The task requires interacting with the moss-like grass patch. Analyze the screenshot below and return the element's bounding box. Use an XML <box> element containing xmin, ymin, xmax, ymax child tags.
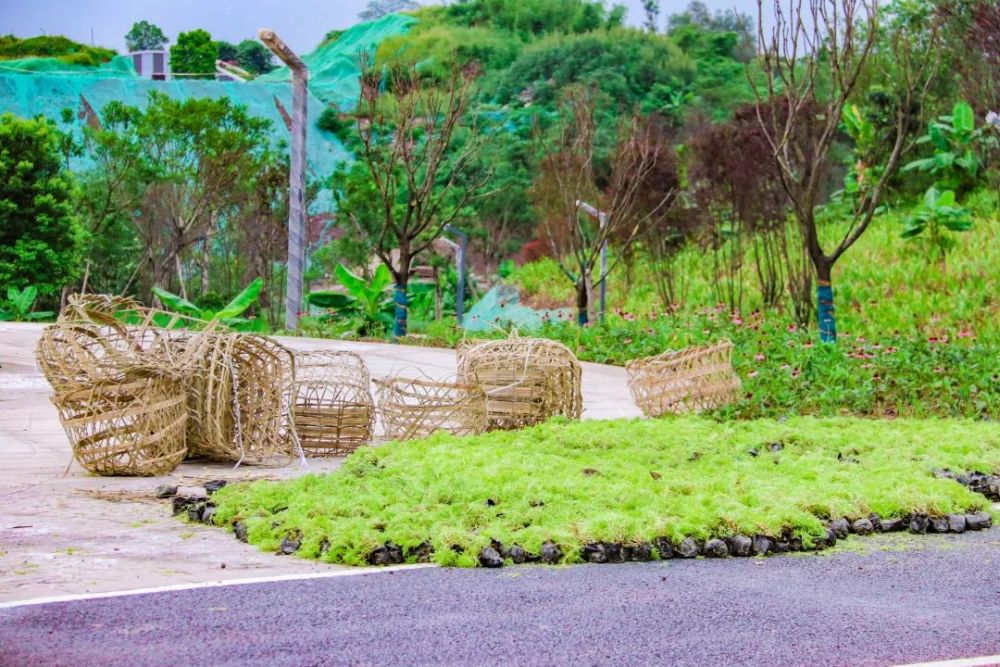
<box><xmin>209</xmin><ymin>416</ymin><xmax>1000</xmax><ymax>567</ymax></box>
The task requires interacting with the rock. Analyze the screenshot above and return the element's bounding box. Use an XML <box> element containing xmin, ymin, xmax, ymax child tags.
<box><xmin>752</xmin><ymin>535</ymin><xmax>772</xmax><ymax>556</ymax></box>
<box><xmin>279</xmin><ymin>536</ymin><xmax>300</xmax><ymax>555</ymax></box>
<box><xmin>490</xmin><ymin>539</ymin><xmax>509</xmax><ymax>559</ymax></box>
<box><xmin>368</xmin><ymin>543</ymin><xmax>404</xmax><ymax>566</ymax></box>
<box><xmin>704</xmin><ymin>538</ymin><xmax>729</xmax><ymax>558</ymax></box>
<box><xmin>201</xmin><ymin>505</ymin><xmax>217</xmax><ymax>525</ymax></box>
<box><xmin>154</xmin><ymin>484</ymin><xmax>177</xmax><ymax>499</ymax></box>
<box><xmin>540</xmin><ymin>542</ymin><xmax>562</xmax><ymax>564</ymax></box>
<box><xmin>772</xmin><ymin>540</ymin><xmax>789</xmax><ymax>553</ymax></box>
<box><xmin>946</xmin><ymin>514</ymin><xmax>967</xmax><ymax>533</ymax></box>
<box><xmin>625</xmin><ymin>543</ymin><xmax>653</xmax><ymax>562</ymax></box>
<box><xmin>748</xmin><ymin>448</ymin><xmax>759</xmax><ymax>457</ymax></box>
<box><xmin>823</xmin><ymin>527</ymin><xmax>837</xmax><ymax>548</ymax></box>
<box><xmin>654</xmin><ymin>537</ymin><xmax>674</xmax><ymax>559</ymax></box>
<box><xmin>233</xmin><ymin>521</ymin><xmax>248</xmax><ymax>543</ymax></box>
<box><xmin>204</xmin><ymin>480</ymin><xmax>227</xmax><ymax>495</ymax></box>
<box><xmin>910</xmin><ymin>514</ymin><xmax>929</xmax><ymax>534</ymax></box>
<box><xmin>676</xmin><ymin>537</ymin><xmax>700</xmax><ymax>559</ymax></box>
<box><xmin>769</xmin><ymin>442</ymin><xmax>784</xmax><ymax>452</ymax></box>
<box><xmin>186</xmin><ymin>504</ymin><xmax>205</xmax><ymax>522</ymax></box>
<box><xmin>879</xmin><ymin>517</ymin><xmax>904</xmax><ymax>532</ymax></box>
<box><xmin>582</xmin><ymin>543</ymin><xmax>607</xmax><ymax>563</ymax></box>
<box><xmin>730</xmin><ymin>535</ymin><xmax>753</xmax><ymax>557</ymax></box>
<box><xmin>509</xmin><ymin>544</ymin><xmax>527</xmax><ymax>564</ymax></box>
<box><xmin>965</xmin><ymin>512</ymin><xmax>992</xmax><ymax>530</ymax></box>
<box><xmin>830</xmin><ymin>518</ymin><xmax>850</xmax><ymax>540</ymax></box>
<box><xmin>604</xmin><ymin>542</ymin><xmax>624</xmax><ymax>563</ymax></box>
<box><xmin>485</xmin><ymin>498</ymin><xmax>497</xmax><ymax>507</ymax></box>
<box><xmin>478</xmin><ymin>547</ymin><xmax>504</xmax><ymax>568</ymax></box>
<box><xmin>929</xmin><ymin>517</ymin><xmax>949</xmax><ymax>533</ymax></box>
<box><xmin>407</xmin><ymin>542</ymin><xmax>434</xmax><ymax>562</ymax></box>
<box><xmin>987</xmin><ymin>477</ymin><xmax>1000</xmax><ymax>501</ymax></box>
<box><xmin>868</xmin><ymin>514</ymin><xmax>883</xmax><ymax>532</ymax></box>
<box><xmin>319</xmin><ymin>540</ymin><xmax>330</xmax><ymax>555</ymax></box>
<box><xmin>788</xmin><ymin>537</ymin><xmax>803</xmax><ymax>552</ymax></box>
<box><xmin>851</xmin><ymin>518</ymin><xmax>874</xmax><ymax>535</ymax></box>
<box><xmin>175</xmin><ymin>486</ymin><xmax>208</xmax><ymax>501</ymax></box>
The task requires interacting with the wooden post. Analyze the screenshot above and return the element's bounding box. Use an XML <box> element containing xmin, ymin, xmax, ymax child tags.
<box><xmin>259</xmin><ymin>28</ymin><xmax>308</xmax><ymax>330</ymax></box>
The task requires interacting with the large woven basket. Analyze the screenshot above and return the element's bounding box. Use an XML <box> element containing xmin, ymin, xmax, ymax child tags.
<box><xmin>374</xmin><ymin>376</ymin><xmax>487</xmax><ymax>441</ymax></box>
<box><xmin>291</xmin><ymin>351</ymin><xmax>374</xmax><ymax>456</ymax></box>
<box><xmin>184</xmin><ymin>333</ymin><xmax>294</xmax><ymax>464</ymax></box>
<box><xmin>52</xmin><ymin>374</ymin><xmax>188</xmax><ymax>476</ymax></box>
<box><xmin>626</xmin><ymin>339</ymin><xmax>741</xmax><ymax>416</ymax></box>
<box><xmin>457</xmin><ymin>336</ymin><xmax>582</xmax><ymax>430</ymax></box>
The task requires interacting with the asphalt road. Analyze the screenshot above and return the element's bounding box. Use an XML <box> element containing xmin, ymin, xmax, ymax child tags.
<box><xmin>2</xmin><ymin>531</ymin><xmax>999</xmax><ymax>667</ymax></box>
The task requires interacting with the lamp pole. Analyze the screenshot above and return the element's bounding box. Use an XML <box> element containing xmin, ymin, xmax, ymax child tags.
<box><xmin>259</xmin><ymin>28</ymin><xmax>308</xmax><ymax>331</ymax></box>
<box><xmin>576</xmin><ymin>200</ymin><xmax>608</xmax><ymax>323</ymax></box>
<box><xmin>443</xmin><ymin>225</ymin><xmax>468</xmax><ymax>326</ymax></box>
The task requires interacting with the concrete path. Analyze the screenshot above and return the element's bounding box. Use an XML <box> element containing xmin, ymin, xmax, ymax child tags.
<box><xmin>3</xmin><ymin>531</ymin><xmax>999</xmax><ymax>667</ymax></box>
<box><xmin>0</xmin><ymin>323</ymin><xmax>639</xmax><ymax>603</ymax></box>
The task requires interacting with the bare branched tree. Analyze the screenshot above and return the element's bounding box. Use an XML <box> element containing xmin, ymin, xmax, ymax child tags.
<box><xmin>343</xmin><ymin>60</ymin><xmax>492</xmax><ymax>337</ymax></box>
<box><xmin>751</xmin><ymin>0</ymin><xmax>940</xmax><ymax>341</ymax></box>
<box><xmin>533</xmin><ymin>87</ymin><xmax>676</xmax><ymax>324</ymax></box>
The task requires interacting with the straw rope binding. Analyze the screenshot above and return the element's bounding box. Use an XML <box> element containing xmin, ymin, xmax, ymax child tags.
<box><xmin>374</xmin><ymin>376</ymin><xmax>487</xmax><ymax>441</ymax></box>
<box><xmin>290</xmin><ymin>351</ymin><xmax>374</xmax><ymax>456</ymax></box>
<box><xmin>626</xmin><ymin>339</ymin><xmax>741</xmax><ymax>416</ymax></box>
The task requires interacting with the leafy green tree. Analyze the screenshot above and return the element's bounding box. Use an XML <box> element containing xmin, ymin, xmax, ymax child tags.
<box><xmin>170</xmin><ymin>29</ymin><xmax>217</xmax><ymax>79</ymax></box>
<box><xmin>124</xmin><ymin>20</ymin><xmax>168</xmax><ymax>52</ymax></box>
<box><xmin>0</xmin><ymin>113</ymin><xmax>82</xmax><ymax>304</ymax></box>
<box><xmin>236</xmin><ymin>39</ymin><xmax>276</xmax><ymax>74</ymax></box>
<box><xmin>216</xmin><ymin>40</ymin><xmax>238</xmax><ymax>62</ymax></box>
<box><xmin>642</xmin><ymin>1</ymin><xmax>660</xmax><ymax>32</ymax></box>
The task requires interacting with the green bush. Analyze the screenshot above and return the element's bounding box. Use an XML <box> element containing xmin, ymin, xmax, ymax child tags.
<box><xmin>0</xmin><ymin>34</ymin><xmax>116</xmax><ymax>66</ymax></box>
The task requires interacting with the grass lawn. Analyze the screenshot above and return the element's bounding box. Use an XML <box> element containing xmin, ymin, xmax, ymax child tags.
<box><xmin>210</xmin><ymin>416</ymin><xmax>1000</xmax><ymax>567</ymax></box>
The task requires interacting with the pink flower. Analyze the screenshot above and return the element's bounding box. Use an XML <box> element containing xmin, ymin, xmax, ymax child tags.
<box><xmin>754</xmin><ymin>353</ymin><xmax>766</xmax><ymax>361</ymax></box>
<box><xmin>957</xmin><ymin>330</ymin><xmax>973</xmax><ymax>339</ymax></box>
<box><xmin>781</xmin><ymin>364</ymin><xmax>790</xmax><ymax>370</ymax></box>
<box><xmin>791</xmin><ymin>369</ymin><xmax>801</xmax><ymax>379</ymax></box>
<box><xmin>861</xmin><ymin>363</ymin><xmax>873</xmax><ymax>369</ymax></box>
<box><xmin>731</xmin><ymin>316</ymin><xmax>744</xmax><ymax>325</ymax></box>
<box><xmin>787</xmin><ymin>323</ymin><xmax>797</xmax><ymax>333</ymax></box>
<box><xmin>804</xmin><ymin>341</ymin><xmax>814</xmax><ymax>349</ymax></box>
<box><xmin>748</xmin><ymin>370</ymin><xmax>759</xmax><ymax>378</ymax></box>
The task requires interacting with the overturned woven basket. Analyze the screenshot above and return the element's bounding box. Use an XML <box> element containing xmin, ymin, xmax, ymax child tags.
<box><xmin>290</xmin><ymin>351</ymin><xmax>374</xmax><ymax>456</ymax></box>
<box><xmin>626</xmin><ymin>339</ymin><xmax>741</xmax><ymax>416</ymax></box>
<box><xmin>457</xmin><ymin>336</ymin><xmax>582</xmax><ymax>430</ymax></box>
<box><xmin>374</xmin><ymin>376</ymin><xmax>487</xmax><ymax>441</ymax></box>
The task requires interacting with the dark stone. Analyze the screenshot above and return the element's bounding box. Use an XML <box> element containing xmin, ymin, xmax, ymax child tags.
<box><xmin>368</xmin><ymin>543</ymin><xmax>404</xmax><ymax>566</ymax></box>
<box><xmin>233</xmin><ymin>521</ymin><xmax>248</xmax><ymax>543</ymax></box>
<box><xmin>490</xmin><ymin>539</ymin><xmax>509</xmax><ymax>559</ymax></box>
<box><xmin>704</xmin><ymin>538</ymin><xmax>729</xmax><ymax>558</ymax></box>
<box><xmin>172</xmin><ymin>496</ymin><xmax>193</xmax><ymax>515</ymax></box>
<box><xmin>748</xmin><ymin>448</ymin><xmax>759</xmax><ymax>457</ymax></box>
<box><xmin>830</xmin><ymin>518</ymin><xmax>850</xmax><ymax>540</ymax></box>
<box><xmin>676</xmin><ymin>537</ymin><xmax>699</xmax><ymax>559</ymax></box>
<box><xmin>279</xmin><ymin>536</ymin><xmax>300</xmax><ymax>555</ymax></box>
<box><xmin>987</xmin><ymin>477</ymin><xmax>1000</xmax><ymax>501</ymax></box>
<box><xmin>319</xmin><ymin>540</ymin><xmax>330</xmax><ymax>555</ymax></box>
<box><xmin>880</xmin><ymin>517</ymin><xmax>904</xmax><ymax>532</ymax></box>
<box><xmin>624</xmin><ymin>543</ymin><xmax>653</xmax><ymax>562</ymax></box>
<box><xmin>485</xmin><ymin>498</ymin><xmax>497</xmax><ymax>507</ymax></box>
<box><xmin>582</xmin><ymin>542</ymin><xmax>607</xmax><ymax>563</ymax></box>
<box><xmin>604</xmin><ymin>542</ymin><xmax>624</xmax><ymax>563</ymax></box>
<box><xmin>946</xmin><ymin>514</ymin><xmax>967</xmax><ymax>533</ymax></box>
<box><xmin>965</xmin><ymin>512</ymin><xmax>992</xmax><ymax>531</ymax></box>
<box><xmin>929</xmin><ymin>517</ymin><xmax>949</xmax><ymax>533</ymax></box>
<box><xmin>186</xmin><ymin>503</ymin><xmax>205</xmax><ymax>522</ymax></box>
<box><xmin>204</xmin><ymin>480</ymin><xmax>227</xmax><ymax>495</ymax></box>
<box><xmin>407</xmin><ymin>542</ymin><xmax>434</xmax><ymax>563</ymax></box>
<box><xmin>910</xmin><ymin>514</ymin><xmax>929</xmax><ymax>534</ymax></box>
<box><xmin>508</xmin><ymin>544</ymin><xmax>527</xmax><ymax>564</ymax></box>
<box><xmin>539</xmin><ymin>542</ymin><xmax>562</xmax><ymax>564</ymax></box>
<box><xmin>478</xmin><ymin>547</ymin><xmax>504</xmax><ymax>568</ymax></box>
<box><xmin>823</xmin><ymin>527</ymin><xmax>837</xmax><ymax>548</ymax></box>
<box><xmin>788</xmin><ymin>537</ymin><xmax>803</xmax><ymax>552</ymax></box>
<box><xmin>730</xmin><ymin>535</ymin><xmax>753</xmax><ymax>557</ymax></box>
<box><xmin>201</xmin><ymin>505</ymin><xmax>217</xmax><ymax>525</ymax></box>
<box><xmin>851</xmin><ymin>518</ymin><xmax>874</xmax><ymax>535</ymax></box>
<box><xmin>154</xmin><ymin>484</ymin><xmax>177</xmax><ymax>499</ymax></box>
<box><xmin>772</xmin><ymin>541</ymin><xmax>789</xmax><ymax>553</ymax></box>
<box><xmin>752</xmin><ymin>535</ymin><xmax>772</xmax><ymax>556</ymax></box>
<box><xmin>654</xmin><ymin>537</ymin><xmax>674</xmax><ymax>559</ymax></box>
<box><xmin>529</xmin><ymin>500</ymin><xmax>545</xmax><ymax>507</ymax></box>
<box><xmin>769</xmin><ymin>442</ymin><xmax>784</xmax><ymax>452</ymax></box>
<box><xmin>868</xmin><ymin>514</ymin><xmax>883</xmax><ymax>532</ymax></box>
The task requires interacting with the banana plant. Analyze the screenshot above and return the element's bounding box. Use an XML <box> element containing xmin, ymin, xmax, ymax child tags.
<box><xmin>306</xmin><ymin>264</ymin><xmax>395</xmax><ymax>336</ymax></box>
<box><xmin>903</xmin><ymin>101</ymin><xmax>983</xmax><ymax>189</ymax></box>
<box><xmin>902</xmin><ymin>187</ymin><xmax>973</xmax><ymax>272</ymax></box>
<box><xmin>152</xmin><ymin>278</ymin><xmax>266</xmax><ymax>331</ymax></box>
<box><xmin>0</xmin><ymin>286</ymin><xmax>54</xmax><ymax>322</ymax></box>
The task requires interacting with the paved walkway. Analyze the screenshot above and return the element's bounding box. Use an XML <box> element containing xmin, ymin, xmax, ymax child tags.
<box><xmin>0</xmin><ymin>323</ymin><xmax>639</xmax><ymax>603</ymax></box>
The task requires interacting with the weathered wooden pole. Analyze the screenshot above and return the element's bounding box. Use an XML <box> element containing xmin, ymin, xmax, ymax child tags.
<box><xmin>259</xmin><ymin>28</ymin><xmax>308</xmax><ymax>330</ymax></box>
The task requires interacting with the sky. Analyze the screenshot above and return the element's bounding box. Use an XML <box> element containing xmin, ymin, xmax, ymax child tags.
<box><xmin>0</xmin><ymin>1</ymin><xmax>756</xmax><ymax>56</ymax></box>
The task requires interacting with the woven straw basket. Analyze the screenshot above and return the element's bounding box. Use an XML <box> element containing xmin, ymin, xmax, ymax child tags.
<box><xmin>626</xmin><ymin>339</ymin><xmax>741</xmax><ymax>416</ymax></box>
<box><xmin>291</xmin><ymin>351</ymin><xmax>374</xmax><ymax>456</ymax></box>
<box><xmin>374</xmin><ymin>376</ymin><xmax>487</xmax><ymax>441</ymax></box>
<box><xmin>457</xmin><ymin>336</ymin><xmax>582</xmax><ymax>430</ymax></box>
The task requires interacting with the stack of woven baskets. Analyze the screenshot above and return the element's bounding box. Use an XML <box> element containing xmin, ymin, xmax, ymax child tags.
<box><xmin>626</xmin><ymin>339</ymin><xmax>741</xmax><ymax>417</ymax></box>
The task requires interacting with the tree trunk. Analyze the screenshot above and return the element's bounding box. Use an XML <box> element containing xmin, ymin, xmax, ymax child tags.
<box><xmin>393</xmin><ymin>274</ymin><xmax>409</xmax><ymax>339</ymax></box>
<box><xmin>815</xmin><ymin>261</ymin><xmax>836</xmax><ymax>343</ymax></box>
<box><xmin>576</xmin><ymin>277</ymin><xmax>589</xmax><ymax>326</ymax></box>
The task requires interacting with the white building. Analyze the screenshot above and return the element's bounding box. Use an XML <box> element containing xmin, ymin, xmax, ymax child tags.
<box><xmin>128</xmin><ymin>50</ymin><xmax>170</xmax><ymax>80</ymax></box>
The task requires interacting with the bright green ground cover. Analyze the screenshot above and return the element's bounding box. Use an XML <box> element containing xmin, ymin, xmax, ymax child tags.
<box><xmin>211</xmin><ymin>416</ymin><xmax>1000</xmax><ymax>567</ymax></box>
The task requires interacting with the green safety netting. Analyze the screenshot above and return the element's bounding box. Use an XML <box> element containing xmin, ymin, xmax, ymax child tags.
<box><xmin>0</xmin><ymin>54</ymin><xmax>138</xmax><ymax>77</ymax></box>
<box><xmin>463</xmin><ymin>285</ymin><xmax>574</xmax><ymax>332</ymax></box>
<box><xmin>257</xmin><ymin>13</ymin><xmax>416</xmax><ymax>110</ymax></box>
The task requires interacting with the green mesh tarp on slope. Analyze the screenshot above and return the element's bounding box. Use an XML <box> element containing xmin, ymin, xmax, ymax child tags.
<box><xmin>257</xmin><ymin>13</ymin><xmax>417</xmax><ymax>110</ymax></box>
<box><xmin>0</xmin><ymin>54</ymin><xmax>138</xmax><ymax>77</ymax></box>
<box><xmin>463</xmin><ymin>285</ymin><xmax>574</xmax><ymax>332</ymax></box>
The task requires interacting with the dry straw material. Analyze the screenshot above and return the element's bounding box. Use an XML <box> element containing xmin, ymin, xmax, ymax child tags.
<box><xmin>290</xmin><ymin>351</ymin><xmax>374</xmax><ymax>456</ymax></box>
<box><xmin>185</xmin><ymin>333</ymin><xmax>294</xmax><ymax>464</ymax></box>
<box><xmin>374</xmin><ymin>376</ymin><xmax>487</xmax><ymax>441</ymax></box>
<box><xmin>457</xmin><ymin>336</ymin><xmax>583</xmax><ymax>430</ymax></box>
<box><xmin>626</xmin><ymin>339</ymin><xmax>741</xmax><ymax>417</ymax></box>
